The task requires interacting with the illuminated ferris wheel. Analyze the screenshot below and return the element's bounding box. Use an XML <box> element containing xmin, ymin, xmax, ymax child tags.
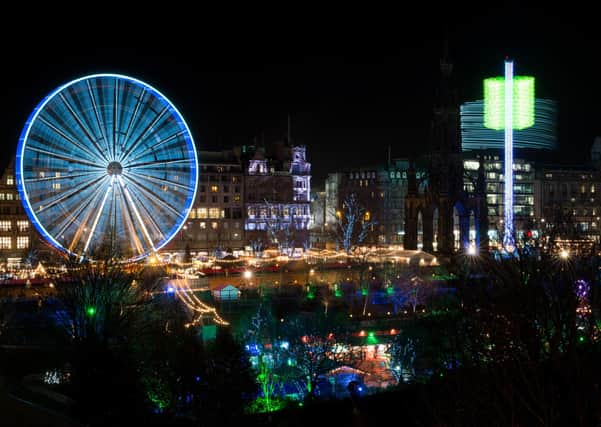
<box><xmin>16</xmin><ymin>74</ymin><xmax>198</xmax><ymax>261</ymax></box>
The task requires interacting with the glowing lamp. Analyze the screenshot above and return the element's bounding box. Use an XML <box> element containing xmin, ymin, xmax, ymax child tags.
<box><xmin>559</xmin><ymin>249</ymin><xmax>569</xmax><ymax>260</ymax></box>
<box><xmin>86</xmin><ymin>306</ymin><xmax>96</xmax><ymax>317</ymax></box>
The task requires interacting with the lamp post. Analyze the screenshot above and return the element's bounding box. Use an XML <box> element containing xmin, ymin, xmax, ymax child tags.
<box><xmin>243</xmin><ymin>269</ymin><xmax>253</xmax><ymax>289</ymax></box>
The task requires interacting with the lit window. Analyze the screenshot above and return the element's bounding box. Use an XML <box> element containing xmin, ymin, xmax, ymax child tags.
<box><xmin>17</xmin><ymin>236</ymin><xmax>29</xmax><ymax>249</ymax></box>
<box><xmin>53</xmin><ymin>182</ymin><xmax>61</xmax><ymax>190</ymax></box>
<box><xmin>211</xmin><ymin>222</ymin><xmax>218</xmax><ymax>229</ymax></box>
<box><xmin>210</xmin><ymin>185</ymin><xmax>219</xmax><ymax>193</ymax></box>
<box><xmin>200</xmin><ymin>222</ymin><xmax>206</xmax><ymax>229</ymax></box>
<box><xmin>17</xmin><ymin>221</ymin><xmax>28</xmax><ymax>232</ymax></box>
<box><xmin>209</xmin><ymin>208</ymin><xmax>220</xmax><ymax>218</ymax></box>
<box><xmin>197</xmin><ymin>208</ymin><xmax>208</xmax><ymax>218</ymax></box>
<box><xmin>0</xmin><ymin>221</ymin><xmax>11</xmax><ymax>231</ymax></box>
<box><xmin>364</xmin><ymin>211</ymin><xmax>371</xmax><ymax>221</ymax></box>
<box><xmin>234</xmin><ymin>195</ymin><xmax>241</xmax><ymax>202</ymax></box>
<box><xmin>6</xmin><ymin>193</ymin><xmax>13</xmax><ymax>201</ymax></box>
<box><xmin>6</xmin><ymin>175</ymin><xmax>13</xmax><ymax>185</ymax></box>
<box><xmin>591</xmin><ymin>184</ymin><xmax>596</xmax><ymax>193</ymax></box>
<box><xmin>0</xmin><ymin>237</ymin><xmax>10</xmax><ymax>249</ymax></box>
<box><xmin>39</xmin><ymin>171</ymin><xmax>45</xmax><ymax>178</ymax></box>
<box><xmin>0</xmin><ymin>194</ymin><xmax>4</xmax><ymax>201</ymax></box>
<box><xmin>464</xmin><ymin>160</ymin><xmax>479</xmax><ymax>170</ymax></box>
<box><xmin>189</xmin><ymin>209</ymin><xmax>197</xmax><ymax>219</ymax></box>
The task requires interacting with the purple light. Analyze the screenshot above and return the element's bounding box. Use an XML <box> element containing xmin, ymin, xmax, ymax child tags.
<box><xmin>575</xmin><ymin>279</ymin><xmax>589</xmax><ymax>299</ymax></box>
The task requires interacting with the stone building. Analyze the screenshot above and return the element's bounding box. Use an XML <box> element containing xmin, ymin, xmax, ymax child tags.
<box><xmin>165</xmin><ymin>150</ymin><xmax>245</xmax><ymax>255</ymax></box>
<box><xmin>0</xmin><ymin>159</ymin><xmax>44</xmax><ymax>268</ymax></box>
<box><xmin>244</xmin><ymin>143</ymin><xmax>311</xmax><ymax>253</ymax></box>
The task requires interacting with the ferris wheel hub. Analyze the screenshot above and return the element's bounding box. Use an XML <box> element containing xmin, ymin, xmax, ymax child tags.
<box><xmin>107</xmin><ymin>161</ymin><xmax>123</xmax><ymax>176</ymax></box>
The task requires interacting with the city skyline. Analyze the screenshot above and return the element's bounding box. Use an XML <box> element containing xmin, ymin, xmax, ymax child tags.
<box><xmin>1</xmin><ymin>9</ymin><xmax>600</xmax><ymax>185</ymax></box>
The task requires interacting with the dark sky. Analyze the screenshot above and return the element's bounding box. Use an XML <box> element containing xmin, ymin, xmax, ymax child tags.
<box><xmin>1</xmin><ymin>8</ymin><xmax>600</xmax><ymax>186</ymax></box>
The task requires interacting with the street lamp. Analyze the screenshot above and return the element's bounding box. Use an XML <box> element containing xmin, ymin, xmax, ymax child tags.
<box><xmin>559</xmin><ymin>249</ymin><xmax>569</xmax><ymax>260</ymax></box>
<box><xmin>243</xmin><ymin>270</ymin><xmax>253</xmax><ymax>287</ymax></box>
<box><xmin>467</xmin><ymin>243</ymin><xmax>478</xmax><ymax>256</ymax></box>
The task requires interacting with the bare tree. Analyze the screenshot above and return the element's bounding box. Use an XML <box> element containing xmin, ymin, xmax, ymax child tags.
<box><xmin>386</xmin><ymin>335</ymin><xmax>416</xmax><ymax>383</ymax></box>
<box><xmin>333</xmin><ymin>193</ymin><xmax>377</xmax><ymax>255</ymax></box>
<box><xmin>249</xmin><ymin>237</ymin><xmax>264</xmax><ymax>258</ymax></box>
<box><xmin>264</xmin><ymin>199</ymin><xmax>297</xmax><ymax>256</ymax></box>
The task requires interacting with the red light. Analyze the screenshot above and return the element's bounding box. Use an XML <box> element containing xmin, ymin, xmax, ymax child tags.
<box><xmin>526</xmin><ymin>230</ymin><xmax>532</xmax><ymax>238</ymax></box>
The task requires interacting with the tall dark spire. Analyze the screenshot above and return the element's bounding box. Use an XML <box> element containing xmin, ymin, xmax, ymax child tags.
<box><xmin>440</xmin><ymin>34</ymin><xmax>453</xmax><ymax>76</ymax></box>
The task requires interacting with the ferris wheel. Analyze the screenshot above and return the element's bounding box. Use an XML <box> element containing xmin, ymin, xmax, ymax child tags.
<box><xmin>15</xmin><ymin>74</ymin><xmax>198</xmax><ymax>261</ymax></box>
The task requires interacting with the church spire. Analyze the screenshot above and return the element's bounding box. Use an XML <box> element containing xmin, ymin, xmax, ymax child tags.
<box><xmin>440</xmin><ymin>33</ymin><xmax>453</xmax><ymax>76</ymax></box>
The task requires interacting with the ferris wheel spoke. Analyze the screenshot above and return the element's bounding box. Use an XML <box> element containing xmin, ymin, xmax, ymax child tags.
<box><xmin>66</xmin><ymin>178</ymin><xmax>112</xmax><ymax>253</ymax></box>
<box><xmin>33</xmin><ymin>174</ymin><xmax>107</xmax><ymax>213</ymax></box>
<box><xmin>86</xmin><ymin>80</ymin><xmax>114</xmax><ymax>161</ymax></box>
<box><xmin>51</xmin><ymin>188</ymin><xmax>104</xmax><ymax>249</ymax></box>
<box><xmin>58</xmin><ymin>93</ymin><xmax>110</xmax><ymax>163</ymax></box>
<box><xmin>83</xmin><ymin>179</ymin><xmax>113</xmax><ymax>254</ymax></box>
<box><xmin>120</xmin><ymin>130</ymin><xmax>185</xmax><ymax>166</ymax></box>
<box><xmin>24</xmin><ymin>170</ymin><xmax>104</xmax><ymax>183</ymax></box>
<box><xmin>37</xmin><ymin>175</ymin><xmax>110</xmax><ymax>252</ymax></box>
<box><xmin>133</xmin><ymin>199</ymin><xmax>166</xmax><ymax>243</ymax></box>
<box><xmin>119</xmin><ymin>88</ymin><xmax>146</xmax><ymax>158</ymax></box>
<box><xmin>114</xmin><ymin>183</ymin><xmax>145</xmax><ymax>256</ymax></box>
<box><xmin>126</xmin><ymin>158</ymin><xmax>191</xmax><ymax>169</ymax></box>
<box><xmin>120</xmin><ymin>176</ymin><xmax>176</xmax><ymax>236</ymax></box>
<box><xmin>25</xmin><ymin>145</ymin><xmax>106</xmax><ymax>170</ymax></box>
<box><xmin>118</xmin><ymin>106</ymin><xmax>169</xmax><ymax>164</ymax></box>
<box><xmin>117</xmin><ymin>175</ymin><xmax>156</xmax><ymax>252</ymax></box>
<box><xmin>36</xmin><ymin>116</ymin><xmax>107</xmax><ymax>164</ymax></box>
<box><xmin>121</xmin><ymin>174</ymin><xmax>182</xmax><ymax>222</ymax></box>
<box><xmin>126</xmin><ymin>169</ymin><xmax>193</xmax><ymax>191</ymax></box>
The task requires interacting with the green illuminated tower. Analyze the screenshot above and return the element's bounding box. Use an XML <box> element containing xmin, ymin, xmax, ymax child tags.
<box><xmin>483</xmin><ymin>60</ymin><xmax>535</xmax><ymax>252</ymax></box>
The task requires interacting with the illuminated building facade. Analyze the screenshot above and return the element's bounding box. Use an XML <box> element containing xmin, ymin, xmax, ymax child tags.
<box><xmin>535</xmin><ymin>143</ymin><xmax>601</xmax><ymax>242</ymax></box>
<box><xmin>244</xmin><ymin>143</ymin><xmax>311</xmax><ymax>252</ymax></box>
<box><xmin>165</xmin><ymin>150</ymin><xmax>244</xmax><ymax>254</ymax></box>
<box><xmin>322</xmin><ymin>160</ymin><xmax>427</xmax><ymax>247</ymax></box>
<box><xmin>463</xmin><ymin>153</ymin><xmax>536</xmax><ymax>247</ymax></box>
<box><xmin>0</xmin><ymin>159</ymin><xmax>43</xmax><ymax>268</ymax></box>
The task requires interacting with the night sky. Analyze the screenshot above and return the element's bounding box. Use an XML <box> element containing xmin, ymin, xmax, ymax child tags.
<box><xmin>1</xmin><ymin>9</ymin><xmax>600</xmax><ymax>186</ymax></box>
